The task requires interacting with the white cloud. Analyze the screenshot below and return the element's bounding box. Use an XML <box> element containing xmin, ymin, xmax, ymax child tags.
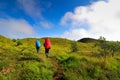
<box><xmin>0</xmin><ymin>18</ymin><xmax>36</xmax><ymax>38</ymax></box>
<box><xmin>40</xmin><ymin>21</ymin><xmax>53</xmax><ymax>29</ymax></box>
<box><xmin>17</xmin><ymin>0</ymin><xmax>43</xmax><ymax>19</ymax></box>
<box><xmin>61</xmin><ymin>0</ymin><xmax>120</xmax><ymax>41</ymax></box>
<box><xmin>61</xmin><ymin>28</ymin><xmax>94</xmax><ymax>40</ymax></box>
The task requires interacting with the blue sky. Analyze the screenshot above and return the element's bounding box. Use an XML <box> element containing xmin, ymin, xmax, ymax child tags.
<box><xmin>0</xmin><ymin>0</ymin><xmax>120</xmax><ymax>41</ymax></box>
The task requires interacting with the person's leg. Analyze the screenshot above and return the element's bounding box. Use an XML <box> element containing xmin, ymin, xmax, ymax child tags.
<box><xmin>36</xmin><ymin>47</ymin><xmax>40</xmax><ymax>53</ymax></box>
<box><xmin>45</xmin><ymin>48</ymin><xmax>49</xmax><ymax>57</ymax></box>
<box><xmin>45</xmin><ymin>48</ymin><xmax>47</xmax><ymax>54</ymax></box>
<box><xmin>47</xmin><ymin>49</ymin><xmax>49</xmax><ymax>57</ymax></box>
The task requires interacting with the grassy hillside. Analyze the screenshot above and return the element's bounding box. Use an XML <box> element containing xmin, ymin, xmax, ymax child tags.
<box><xmin>0</xmin><ymin>35</ymin><xmax>120</xmax><ymax>80</ymax></box>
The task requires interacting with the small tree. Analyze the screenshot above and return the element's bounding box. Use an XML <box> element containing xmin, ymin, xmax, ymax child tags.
<box><xmin>98</xmin><ymin>36</ymin><xmax>106</xmax><ymax>56</ymax></box>
<box><xmin>71</xmin><ymin>41</ymin><xmax>78</xmax><ymax>52</ymax></box>
<box><xmin>97</xmin><ymin>36</ymin><xmax>110</xmax><ymax>67</ymax></box>
<box><xmin>98</xmin><ymin>36</ymin><xmax>108</xmax><ymax>58</ymax></box>
<box><xmin>12</xmin><ymin>39</ymin><xmax>16</xmax><ymax>42</ymax></box>
<box><xmin>17</xmin><ymin>41</ymin><xmax>23</xmax><ymax>46</ymax></box>
<box><xmin>107</xmin><ymin>42</ymin><xmax>120</xmax><ymax>57</ymax></box>
<box><xmin>98</xmin><ymin>36</ymin><xmax>120</xmax><ymax>57</ymax></box>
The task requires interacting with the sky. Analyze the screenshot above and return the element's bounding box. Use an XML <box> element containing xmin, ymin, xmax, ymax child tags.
<box><xmin>0</xmin><ymin>0</ymin><xmax>120</xmax><ymax>41</ymax></box>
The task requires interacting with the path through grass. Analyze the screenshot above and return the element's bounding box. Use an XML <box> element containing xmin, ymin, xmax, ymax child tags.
<box><xmin>49</xmin><ymin>57</ymin><xmax>64</xmax><ymax>80</ymax></box>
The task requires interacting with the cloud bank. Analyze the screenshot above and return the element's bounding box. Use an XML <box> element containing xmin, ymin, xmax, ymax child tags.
<box><xmin>61</xmin><ymin>0</ymin><xmax>120</xmax><ymax>41</ymax></box>
<box><xmin>0</xmin><ymin>18</ymin><xmax>36</xmax><ymax>38</ymax></box>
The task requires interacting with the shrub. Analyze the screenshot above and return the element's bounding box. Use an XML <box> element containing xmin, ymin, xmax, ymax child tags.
<box><xmin>71</xmin><ymin>41</ymin><xmax>78</xmax><ymax>52</ymax></box>
<box><xmin>107</xmin><ymin>42</ymin><xmax>120</xmax><ymax>57</ymax></box>
<box><xmin>60</xmin><ymin>56</ymin><xmax>79</xmax><ymax>68</ymax></box>
<box><xmin>97</xmin><ymin>36</ymin><xmax>120</xmax><ymax>57</ymax></box>
<box><xmin>17</xmin><ymin>41</ymin><xmax>23</xmax><ymax>46</ymax></box>
<box><xmin>19</xmin><ymin>68</ymin><xmax>40</xmax><ymax>80</ymax></box>
<box><xmin>12</xmin><ymin>39</ymin><xmax>16</xmax><ymax>42</ymax></box>
<box><xmin>0</xmin><ymin>60</ymin><xmax>9</xmax><ymax>70</ymax></box>
<box><xmin>97</xmin><ymin>36</ymin><xmax>113</xmax><ymax>60</ymax></box>
<box><xmin>0</xmin><ymin>74</ymin><xmax>9</xmax><ymax>80</ymax></box>
<box><xmin>19</xmin><ymin>53</ymin><xmax>42</xmax><ymax>62</ymax></box>
<box><xmin>87</xmin><ymin>66</ymin><xmax>101</xmax><ymax>78</ymax></box>
<box><xmin>106</xmin><ymin>70</ymin><xmax>120</xmax><ymax>80</ymax></box>
<box><xmin>97</xmin><ymin>73</ymin><xmax>107</xmax><ymax>80</ymax></box>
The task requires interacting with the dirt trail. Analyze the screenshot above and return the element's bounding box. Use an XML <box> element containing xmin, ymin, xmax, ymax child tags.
<box><xmin>50</xmin><ymin>58</ymin><xmax>64</xmax><ymax>80</ymax></box>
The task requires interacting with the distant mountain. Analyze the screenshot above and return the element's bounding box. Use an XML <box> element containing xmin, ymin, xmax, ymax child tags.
<box><xmin>77</xmin><ymin>38</ymin><xmax>98</xmax><ymax>43</ymax></box>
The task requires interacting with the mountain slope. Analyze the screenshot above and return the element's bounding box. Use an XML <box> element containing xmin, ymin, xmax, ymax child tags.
<box><xmin>0</xmin><ymin>35</ymin><xmax>120</xmax><ymax>80</ymax></box>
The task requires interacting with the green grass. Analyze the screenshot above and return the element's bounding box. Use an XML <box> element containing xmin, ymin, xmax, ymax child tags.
<box><xmin>0</xmin><ymin>35</ymin><xmax>120</xmax><ymax>80</ymax></box>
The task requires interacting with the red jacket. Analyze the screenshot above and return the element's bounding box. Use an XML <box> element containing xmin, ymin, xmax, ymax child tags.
<box><xmin>44</xmin><ymin>38</ymin><xmax>51</xmax><ymax>49</ymax></box>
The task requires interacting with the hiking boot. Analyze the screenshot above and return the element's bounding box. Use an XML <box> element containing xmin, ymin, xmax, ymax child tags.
<box><xmin>46</xmin><ymin>53</ymin><xmax>49</xmax><ymax>58</ymax></box>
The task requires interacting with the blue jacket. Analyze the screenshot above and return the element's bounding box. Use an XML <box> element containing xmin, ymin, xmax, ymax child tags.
<box><xmin>36</xmin><ymin>40</ymin><xmax>41</xmax><ymax>47</ymax></box>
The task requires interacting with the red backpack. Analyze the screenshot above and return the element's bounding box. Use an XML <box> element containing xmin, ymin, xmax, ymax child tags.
<box><xmin>44</xmin><ymin>38</ymin><xmax>51</xmax><ymax>49</ymax></box>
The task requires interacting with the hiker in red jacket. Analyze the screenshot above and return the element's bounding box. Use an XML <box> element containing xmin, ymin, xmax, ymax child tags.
<box><xmin>44</xmin><ymin>38</ymin><xmax>51</xmax><ymax>57</ymax></box>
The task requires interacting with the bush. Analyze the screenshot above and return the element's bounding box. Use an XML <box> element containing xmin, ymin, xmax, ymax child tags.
<box><xmin>12</xmin><ymin>39</ymin><xmax>16</xmax><ymax>42</ymax></box>
<box><xmin>87</xmin><ymin>66</ymin><xmax>101</xmax><ymax>78</ymax></box>
<box><xmin>19</xmin><ymin>68</ymin><xmax>40</xmax><ymax>80</ymax></box>
<box><xmin>107</xmin><ymin>42</ymin><xmax>120</xmax><ymax>57</ymax></box>
<box><xmin>19</xmin><ymin>53</ymin><xmax>42</xmax><ymax>62</ymax></box>
<box><xmin>71</xmin><ymin>41</ymin><xmax>78</xmax><ymax>52</ymax></box>
<box><xmin>0</xmin><ymin>60</ymin><xmax>9</xmax><ymax>70</ymax></box>
<box><xmin>0</xmin><ymin>74</ymin><xmax>9</xmax><ymax>80</ymax></box>
<box><xmin>106</xmin><ymin>69</ymin><xmax>120</xmax><ymax>80</ymax></box>
<box><xmin>60</xmin><ymin>56</ymin><xmax>79</xmax><ymax>68</ymax></box>
<box><xmin>17</xmin><ymin>41</ymin><xmax>23</xmax><ymax>46</ymax></box>
<box><xmin>97</xmin><ymin>36</ymin><xmax>120</xmax><ymax>57</ymax></box>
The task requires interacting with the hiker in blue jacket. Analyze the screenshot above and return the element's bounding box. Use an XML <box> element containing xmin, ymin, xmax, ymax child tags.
<box><xmin>36</xmin><ymin>39</ymin><xmax>41</xmax><ymax>53</ymax></box>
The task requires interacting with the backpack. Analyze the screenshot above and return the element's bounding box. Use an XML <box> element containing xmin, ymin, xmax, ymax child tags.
<box><xmin>36</xmin><ymin>40</ymin><xmax>41</xmax><ymax>47</ymax></box>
